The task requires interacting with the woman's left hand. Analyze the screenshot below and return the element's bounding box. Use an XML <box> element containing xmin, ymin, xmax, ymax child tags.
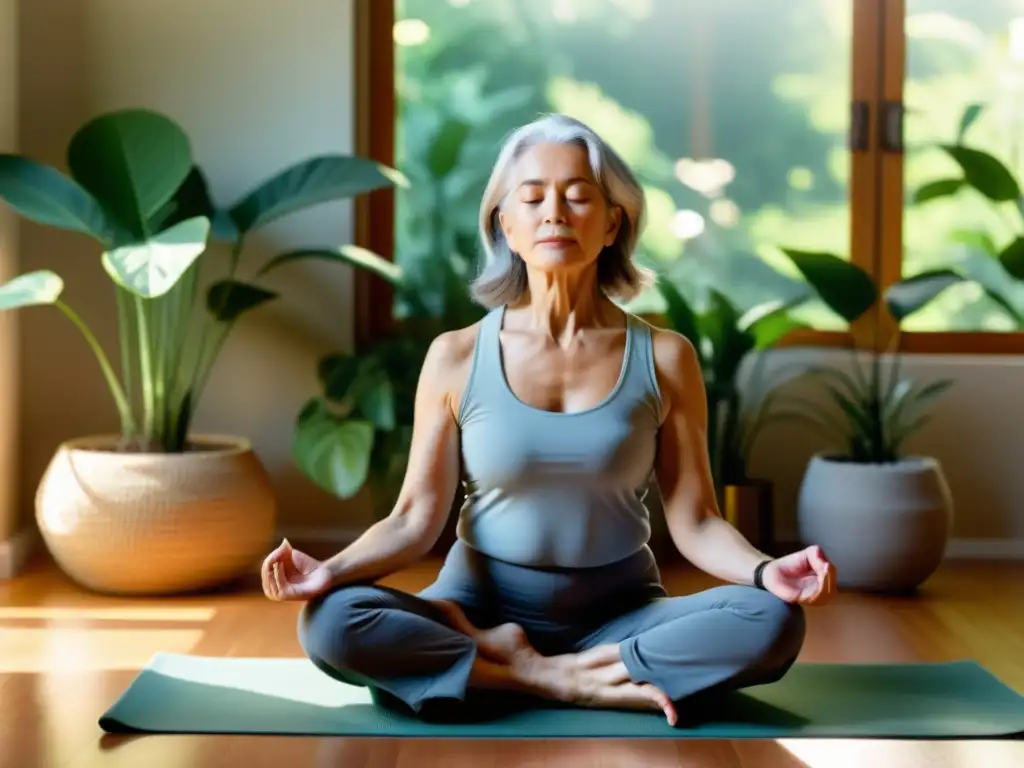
<box><xmin>762</xmin><ymin>545</ymin><xmax>836</xmax><ymax>606</ymax></box>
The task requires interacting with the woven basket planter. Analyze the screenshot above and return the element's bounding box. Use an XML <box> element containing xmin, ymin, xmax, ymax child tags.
<box><xmin>35</xmin><ymin>434</ymin><xmax>277</xmax><ymax>595</ymax></box>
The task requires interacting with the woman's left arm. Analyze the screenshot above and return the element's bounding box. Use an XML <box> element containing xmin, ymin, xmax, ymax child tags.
<box><xmin>650</xmin><ymin>329</ymin><xmax>772</xmax><ymax>586</ymax></box>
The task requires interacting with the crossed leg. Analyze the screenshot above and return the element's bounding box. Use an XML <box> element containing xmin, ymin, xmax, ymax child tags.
<box><xmin>298</xmin><ymin>581</ymin><xmax>804</xmax><ymax>725</ymax></box>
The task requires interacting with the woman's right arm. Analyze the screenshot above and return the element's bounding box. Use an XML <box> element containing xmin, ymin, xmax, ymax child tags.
<box><xmin>318</xmin><ymin>327</ymin><xmax>475</xmax><ymax>587</ymax></box>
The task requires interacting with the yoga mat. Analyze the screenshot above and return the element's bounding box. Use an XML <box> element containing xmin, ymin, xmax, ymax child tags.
<box><xmin>99</xmin><ymin>652</ymin><xmax>1024</xmax><ymax>739</ymax></box>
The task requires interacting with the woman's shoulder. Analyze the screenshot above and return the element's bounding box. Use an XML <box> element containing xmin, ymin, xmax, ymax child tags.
<box><xmin>641</xmin><ymin>321</ymin><xmax>701</xmax><ymax>409</ymax></box>
<box><xmin>421</xmin><ymin>320</ymin><xmax>485</xmax><ymax>379</ymax></box>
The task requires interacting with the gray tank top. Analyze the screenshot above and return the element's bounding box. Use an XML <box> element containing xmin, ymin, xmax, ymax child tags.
<box><xmin>455</xmin><ymin>305</ymin><xmax>664</xmax><ymax>568</ymax></box>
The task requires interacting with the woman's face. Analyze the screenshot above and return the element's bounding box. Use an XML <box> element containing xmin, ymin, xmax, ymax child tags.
<box><xmin>498</xmin><ymin>141</ymin><xmax>622</xmax><ymax>276</ymax></box>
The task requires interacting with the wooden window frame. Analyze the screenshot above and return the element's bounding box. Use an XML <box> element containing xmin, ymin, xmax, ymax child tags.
<box><xmin>353</xmin><ymin>0</ymin><xmax>1024</xmax><ymax>355</ymax></box>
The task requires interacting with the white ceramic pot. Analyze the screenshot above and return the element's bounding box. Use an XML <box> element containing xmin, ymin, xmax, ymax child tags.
<box><xmin>35</xmin><ymin>434</ymin><xmax>277</xmax><ymax>595</ymax></box>
<box><xmin>796</xmin><ymin>453</ymin><xmax>953</xmax><ymax>592</ymax></box>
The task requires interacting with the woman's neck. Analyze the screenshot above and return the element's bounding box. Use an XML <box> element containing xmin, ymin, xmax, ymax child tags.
<box><xmin>514</xmin><ymin>266</ymin><xmax>621</xmax><ymax>344</ymax></box>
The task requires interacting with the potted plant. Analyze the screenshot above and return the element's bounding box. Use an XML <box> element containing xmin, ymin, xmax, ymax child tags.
<box><xmin>652</xmin><ymin>274</ymin><xmax>809</xmax><ymax>554</ymax></box>
<box><xmin>0</xmin><ymin>108</ymin><xmax>404</xmax><ymax>595</ymax></box>
<box><xmin>777</xmin><ymin>248</ymin><xmax>966</xmax><ymax>592</ymax></box>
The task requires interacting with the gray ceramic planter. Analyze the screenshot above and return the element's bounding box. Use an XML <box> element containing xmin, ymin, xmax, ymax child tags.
<box><xmin>796</xmin><ymin>453</ymin><xmax>954</xmax><ymax>592</ymax></box>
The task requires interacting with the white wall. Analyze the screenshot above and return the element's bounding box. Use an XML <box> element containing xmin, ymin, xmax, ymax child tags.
<box><xmin>10</xmin><ymin>0</ymin><xmax>1024</xmax><ymax>555</ymax></box>
<box><xmin>16</xmin><ymin>0</ymin><xmax>375</xmax><ymax>534</ymax></box>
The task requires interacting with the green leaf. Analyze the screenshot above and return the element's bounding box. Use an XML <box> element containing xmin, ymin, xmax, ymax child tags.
<box><xmin>958</xmin><ymin>103</ymin><xmax>984</xmax><ymax>143</ymax></box>
<box><xmin>318</xmin><ymin>353</ymin><xmax>361</xmax><ymax>402</ymax></box>
<box><xmin>355</xmin><ymin>373</ymin><xmax>396</xmax><ymax>431</ymax></box>
<box><xmin>149</xmin><ymin>165</ymin><xmax>238</xmax><ymax>242</ymax></box>
<box><xmin>0</xmin><ymin>270</ymin><xmax>64</xmax><ymax>310</ymax></box>
<box><xmin>780</xmin><ymin>249</ymin><xmax>877</xmax><ymax>323</ymax></box>
<box><xmin>228</xmin><ymin>155</ymin><xmax>409</xmax><ymax>235</ymax></box>
<box><xmin>256</xmin><ymin>244</ymin><xmax>403</xmax><ymax>285</ymax></box>
<box><xmin>884</xmin><ymin>269</ymin><xmax>964</xmax><ymax>322</ymax></box>
<box><xmin>427</xmin><ymin>119</ymin><xmax>471</xmax><ymax>179</ymax></box>
<box><xmin>206</xmin><ymin>279</ymin><xmax>277</xmax><ymax>322</ymax></box>
<box><xmin>739</xmin><ymin>298</ymin><xmax>808</xmax><ymax>349</ymax></box>
<box><xmin>654</xmin><ymin>274</ymin><xmax>702</xmax><ymax>359</ymax></box>
<box><xmin>700</xmin><ymin>289</ymin><xmax>754</xmax><ymax>384</ymax></box>
<box><xmin>907</xmin><ymin>378</ymin><xmax>954</xmax><ymax>411</ymax></box>
<box><xmin>0</xmin><ymin>155</ymin><xmax>125</xmax><ymax>245</ymax></box>
<box><xmin>913</xmin><ymin>178</ymin><xmax>964</xmax><ymax>204</ymax></box>
<box><xmin>998</xmin><ymin>236</ymin><xmax>1024</xmax><ymax>281</ymax></box>
<box><xmin>67</xmin><ymin>109</ymin><xmax>193</xmax><ymax>239</ymax></box>
<box><xmin>292</xmin><ymin>397</ymin><xmax>375</xmax><ymax>499</ymax></box>
<box><xmin>101</xmin><ymin>216</ymin><xmax>210</xmax><ymax>298</ymax></box>
<box><xmin>940</xmin><ymin>145</ymin><xmax>1020</xmax><ymax>202</ymax></box>
<box><xmin>949</xmin><ymin>228</ymin><xmax>997</xmax><ymax>256</ymax></box>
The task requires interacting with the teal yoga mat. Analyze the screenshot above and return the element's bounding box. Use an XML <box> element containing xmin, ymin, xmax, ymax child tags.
<box><xmin>99</xmin><ymin>653</ymin><xmax>1024</xmax><ymax>739</ymax></box>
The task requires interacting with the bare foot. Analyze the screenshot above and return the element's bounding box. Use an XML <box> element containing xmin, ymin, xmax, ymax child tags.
<box><xmin>431</xmin><ymin>600</ymin><xmax>677</xmax><ymax>724</ymax></box>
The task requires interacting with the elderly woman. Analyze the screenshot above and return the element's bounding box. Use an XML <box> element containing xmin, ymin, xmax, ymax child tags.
<box><xmin>261</xmin><ymin>113</ymin><xmax>835</xmax><ymax>726</ymax></box>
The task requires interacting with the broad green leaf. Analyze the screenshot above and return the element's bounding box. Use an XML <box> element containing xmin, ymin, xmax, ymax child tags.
<box><xmin>427</xmin><ymin>119</ymin><xmax>471</xmax><ymax>179</ymax></box>
<box><xmin>292</xmin><ymin>397</ymin><xmax>375</xmax><ymax>499</ymax></box>
<box><xmin>949</xmin><ymin>228</ymin><xmax>997</xmax><ymax>256</ymax></box>
<box><xmin>884</xmin><ymin>269</ymin><xmax>964</xmax><ymax>322</ymax></box>
<box><xmin>228</xmin><ymin>155</ymin><xmax>409</xmax><ymax>235</ymax></box>
<box><xmin>913</xmin><ymin>178</ymin><xmax>963</xmax><ymax>204</ymax></box>
<box><xmin>0</xmin><ymin>270</ymin><xmax>64</xmax><ymax>310</ymax></box>
<box><xmin>102</xmin><ymin>216</ymin><xmax>210</xmax><ymax>298</ymax></box>
<box><xmin>654</xmin><ymin>274</ymin><xmax>702</xmax><ymax>358</ymax></box>
<box><xmin>206</xmin><ymin>279</ymin><xmax>277</xmax><ymax>322</ymax></box>
<box><xmin>0</xmin><ymin>155</ymin><xmax>124</xmax><ymax>244</ymax></box>
<box><xmin>67</xmin><ymin>109</ymin><xmax>193</xmax><ymax>238</ymax></box>
<box><xmin>940</xmin><ymin>145</ymin><xmax>1020</xmax><ymax>202</ymax></box>
<box><xmin>149</xmin><ymin>165</ymin><xmax>237</xmax><ymax>242</ymax></box>
<box><xmin>780</xmin><ymin>249</ymin><xmax>877</xmax><ymax>323</ymax></box>
<box><xmin>355</xmin><ymin>374</ymin><xmax>396</xmax><ymax>431</ymax></box>
<box><xmin>998</xmin><ymin>236</ymin><xmax>1024</xmax><ymax>281</ymax></box>
<box><xmin>256</xmin><ymin>244</ymin><xmax>403</xmax><ymax>285</ymax></box>
<box><xmin>739</xmin><ymin>298</ymin><xmax>808</xmax><ymax>349</ymax></box>
<box><xmin>958</xmin><ymin>103</ymin><xmax>984</xmax><ymax>142</ymax></box>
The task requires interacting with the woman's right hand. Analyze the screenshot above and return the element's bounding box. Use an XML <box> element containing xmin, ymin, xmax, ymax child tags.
<box><xmin>261</xmin><ymin>539</ymin><xmax>334</xmax><ymax>602</ymax></box>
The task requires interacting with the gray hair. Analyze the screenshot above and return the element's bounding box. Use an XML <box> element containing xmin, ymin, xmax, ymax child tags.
<box><xmin>470</xmin><ymin>114</ymin><xmax>653</xmax><ymax>308</ymax></box>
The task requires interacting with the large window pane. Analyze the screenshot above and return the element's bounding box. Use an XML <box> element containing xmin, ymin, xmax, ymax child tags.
<box><xmin>903</xmin><ymin>0</ymin><xmax>1024</xmax><ymax>332</ymax></box>
<box><xmin>393</xmin><ymin>0</ymin><xmax>854</xmax><ymax>330</ymax></box>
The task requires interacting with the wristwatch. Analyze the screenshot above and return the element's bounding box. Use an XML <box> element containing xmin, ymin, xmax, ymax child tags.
<box><xmin>753</xmin><ymin>559</ymin><xmax>773</xmax><ymax>590</ymax></box>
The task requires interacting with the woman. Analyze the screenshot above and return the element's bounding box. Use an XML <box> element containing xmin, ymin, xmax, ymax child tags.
<box><xmin>261</xmin><ymin>113</ymin><xmax>836</xmax><ymax>726</ymax></box>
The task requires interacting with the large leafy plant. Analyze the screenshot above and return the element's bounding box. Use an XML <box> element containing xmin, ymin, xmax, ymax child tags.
<box><xmin>777</xmin><ymin>250</ymin><xmax>963</xmax><ymax>463</ymax></box>
<box><xmin>653</xmin><ymin>274</ymin><xmax>808</xmax><ymax>488</ymax></box>
<box><xmin>911</xmin><ymin>103</ymin><xmax>1024</xmax><ymax>328</ymax></box>
<box><xmin>0</xmin><ymin>108</ymin><xmax>404</xmax><ymax>452</ymax></box>
<box><xmin>293</xmin><ymin>109</ymin><xmax>487</xmax><ymax>506</ymax></box>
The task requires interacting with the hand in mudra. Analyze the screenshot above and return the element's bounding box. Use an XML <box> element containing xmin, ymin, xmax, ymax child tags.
<box><xmin>261</xmin><ymin>539</ymin><xmax>334</xmax><ymax>601</ymax></box>
<box><xmin>763</xmin><ymin>545</ymin><xmax>836</xmax><ymax>606</ymax></box>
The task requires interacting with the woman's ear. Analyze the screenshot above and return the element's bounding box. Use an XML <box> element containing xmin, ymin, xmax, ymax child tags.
<box><xmin>605</xmin><ymin>205</ymin><xmax>623</xmax><ymax>246</ymax></box>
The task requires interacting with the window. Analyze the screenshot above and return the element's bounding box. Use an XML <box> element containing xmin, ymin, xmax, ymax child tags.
<box><xmin>353</xmin><ymin>0</ymin><xmax>1024</xmax><ymax>354</ymax></box>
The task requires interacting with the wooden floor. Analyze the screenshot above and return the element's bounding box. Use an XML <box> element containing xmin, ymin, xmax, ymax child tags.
<box><xmin>2</xmin><ymin>551</ymin><xmax>1023</xmax><ymax>768</ymax></box>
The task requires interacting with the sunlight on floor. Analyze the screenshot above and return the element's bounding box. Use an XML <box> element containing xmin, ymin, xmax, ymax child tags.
<box><xmin>779</xmin><ymin>737</ymin><xmax>1024</xmax><ymax>768</ymax></box>
<box><xmin>0</xmin><ymin>606</ymin><xmax>216</xmax><ymax>621</ymax></box>
<box><xmin>0</xmin><ymin>628</ymin><xmax>205</xmax><ymax>673</ymax></box>
<box><xmin>148</xmin><ymin>653</ymin><xmax>372</xmax><ymax>707</ymax></box>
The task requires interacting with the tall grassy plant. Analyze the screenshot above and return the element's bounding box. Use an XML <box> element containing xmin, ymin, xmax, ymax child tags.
<box><xmin>0</xmin><ymin>109</ymin><xmax>405</xmax><ymax>452</ymax></box>
<box><xmin>777</xmin><ymin>250</ymin><xmax>965</xmax><ymax>463</ymax></box>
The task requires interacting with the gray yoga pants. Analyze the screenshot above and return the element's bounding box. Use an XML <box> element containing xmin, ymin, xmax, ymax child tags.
<box><xmin>298</xmin><ymin>540</ymin><xmax>805</xmax><ymax>720</ymax></box>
